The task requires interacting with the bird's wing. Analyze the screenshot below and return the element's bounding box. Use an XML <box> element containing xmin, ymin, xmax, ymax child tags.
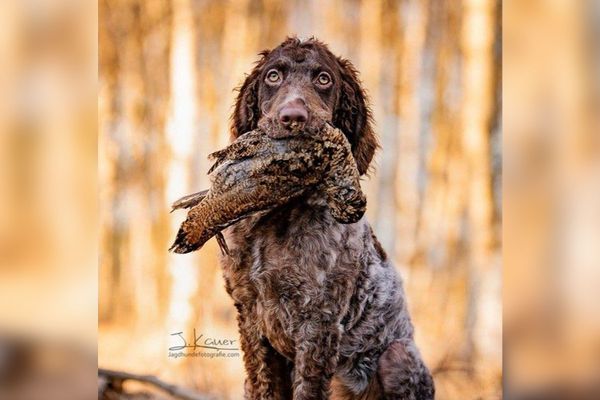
<box><xmin>207</xmin><ymin>130</ymin><xmax>272</xmax><ymax>174</ymax></box>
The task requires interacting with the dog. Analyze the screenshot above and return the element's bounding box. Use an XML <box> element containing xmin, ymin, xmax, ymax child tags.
<box><xmin>221</xmin><ymin>37</ymin><xmax>434</xmax><ymax>400</ymax></box>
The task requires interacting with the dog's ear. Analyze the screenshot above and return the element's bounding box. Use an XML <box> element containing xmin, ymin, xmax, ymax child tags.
<box><xmin>333</xmin><ymin>58</ymin><xmax>379</xmax><ymax>175</ymax></box>
<box><xmin>231</xmin><ymin>50</ymin><xmax>270</xmax><ymax>139</ymax></box>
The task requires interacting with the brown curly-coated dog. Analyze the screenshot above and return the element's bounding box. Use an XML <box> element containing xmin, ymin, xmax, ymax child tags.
<box><xmin>222</xmin><ymin>37</ymin><xmax>434</xmax><ymax>400</ymax></box>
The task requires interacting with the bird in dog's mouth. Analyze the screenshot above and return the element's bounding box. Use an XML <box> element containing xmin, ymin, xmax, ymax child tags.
<box><xmin>169</xmin><ymin>122</ymin><xmax>366</xmax><ymax>255</ymax></box>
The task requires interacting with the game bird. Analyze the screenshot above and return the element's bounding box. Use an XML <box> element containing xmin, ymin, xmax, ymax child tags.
<box><xmin>169</xmin><ymin>123</ymin><xmax>366</xmax><ymax>254</ymax></box>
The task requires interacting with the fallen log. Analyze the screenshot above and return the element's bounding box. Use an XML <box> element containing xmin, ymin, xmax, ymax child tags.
<box><xmin>98</xmin><ymin>368</ymin><xmax>213</xmax><ymax>400</ymax></box>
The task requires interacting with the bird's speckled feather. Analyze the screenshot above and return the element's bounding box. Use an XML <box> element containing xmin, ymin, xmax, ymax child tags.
<box><xmin>169</xmin><ymin>123</ymin><xmax>366</xmax><ymax>254</ymax></box>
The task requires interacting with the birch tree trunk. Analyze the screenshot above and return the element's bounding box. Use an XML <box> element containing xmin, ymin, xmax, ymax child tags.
<box><xmin>461</xmin><ymin>0</ymin><xmax>500</xmax><ymax>369</ymax></box>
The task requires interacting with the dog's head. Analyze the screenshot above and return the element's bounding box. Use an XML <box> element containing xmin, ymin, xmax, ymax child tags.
<box><xmin>231</xmin><ymin>37</ymin><xmax>378</xmax><ymax>175</ymax></box>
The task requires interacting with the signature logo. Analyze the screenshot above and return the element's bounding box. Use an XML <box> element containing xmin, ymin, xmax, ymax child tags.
<box><xmin>169</xmin><ymin>329</ymin><xmax>239</xmax><ymax>352</ymax></box>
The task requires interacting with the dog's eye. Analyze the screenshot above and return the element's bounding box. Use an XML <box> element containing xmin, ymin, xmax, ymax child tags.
<box><xmin>316</xmin><ymin>72</ymin><xmax>332</xmax><ymax>86</ymax></box>
<box><xmin>265</xmin><ymin>69</ymin><xmax>282</xmax><ymax>85</ymax></box>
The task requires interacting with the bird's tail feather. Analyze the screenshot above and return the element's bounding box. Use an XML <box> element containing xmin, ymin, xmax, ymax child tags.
<box><xmin>170</xmin><ymin>189</ymin><xmax>209</xmax><ymax>212</ymax></box>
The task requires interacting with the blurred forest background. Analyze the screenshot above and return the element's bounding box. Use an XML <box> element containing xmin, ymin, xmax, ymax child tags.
<box><xmin>99</xmin><ymin>0</ymin><xmax>502</xmax><ymax>398</ymax></box>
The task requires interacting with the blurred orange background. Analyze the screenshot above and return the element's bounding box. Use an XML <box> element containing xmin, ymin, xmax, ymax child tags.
<box><xmin>99</xmin><ymin>0</ymin><xmax>501</xmax><ymax>398</ymax></box>
<box><xmin>504</xmin><ymin>0</ymin><xmax>600</xmax><ymax>397</ymax></box>
<box><xmin>0</xmin><ymin>1</ymin><xmax>97</xmax><ymax>399</ymax></box>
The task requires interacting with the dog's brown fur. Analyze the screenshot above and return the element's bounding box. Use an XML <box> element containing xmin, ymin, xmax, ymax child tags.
<box><xmin>223</xmin><ymin>37</ymin><xmax>434</xmax><ymax>399</ymax></box>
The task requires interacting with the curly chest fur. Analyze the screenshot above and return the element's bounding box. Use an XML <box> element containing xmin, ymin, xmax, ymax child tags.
<box><xmin>221</xmin><ymin>195</ymin><xmax>367</xmax><ymax>359</ymax></box>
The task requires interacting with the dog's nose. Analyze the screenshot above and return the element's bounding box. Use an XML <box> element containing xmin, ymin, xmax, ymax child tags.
<box><xmin>279</xmin><ymin>99</ymin><xmax>308</xmax><ymax>129</ymax></box>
